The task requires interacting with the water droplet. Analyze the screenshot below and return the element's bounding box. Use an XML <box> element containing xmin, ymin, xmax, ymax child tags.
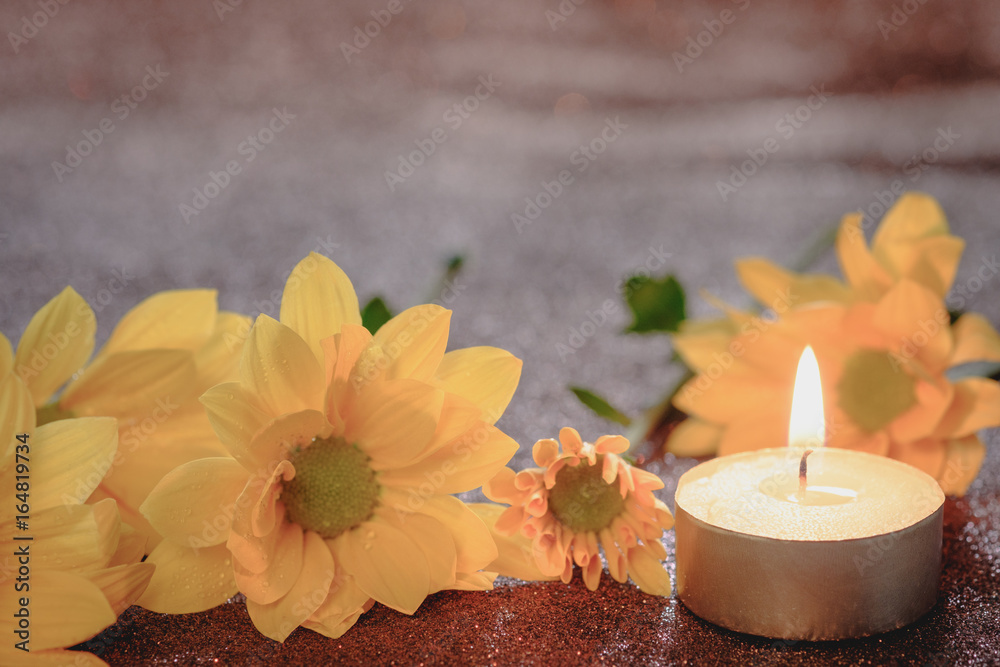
<box><xmin>364</xmin><ymin>543</ymin><xmax>373</xmax><ymax>551</ymax></box>
<box><xmin>365</xmin><ymin>531</ymin><xmax>375</xmax><ymax>540</ymax></box>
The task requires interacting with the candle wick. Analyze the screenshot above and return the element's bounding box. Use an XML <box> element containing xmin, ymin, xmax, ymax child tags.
<box><xmin>798</xmin><ymin>449</ymin><xmax>814</xmax><ymax>495</ymax></box>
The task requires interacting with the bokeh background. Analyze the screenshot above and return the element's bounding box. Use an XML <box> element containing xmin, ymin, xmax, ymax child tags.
<box><xmin>2</xmin><ymin>0</ymin><xmax>999</xmax><ymax>664</ymax></box>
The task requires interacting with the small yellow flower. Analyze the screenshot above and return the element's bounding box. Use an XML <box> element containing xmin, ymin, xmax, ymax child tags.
<box><xmin>483</xmin><ymin>428</ymin><xmax>674</xmax><ymax>596</ymax></box>
<box><xmin>0</xmin><ymin>336</ymin><xmax>154</xmax><ymax>666</ymax></box>
<box><xmin>668</xmin><ymin>193</ymin><xmax>1000</xmax><ymax>495</ymax></box>
<box><xmin>138</xmin><ymin>253</ymin><xmax>522</xmax><ymax>641</ymax></box>
<box><xmin>10</xmin><ymin>287</ymin><xmax>248</xmax><ymax>547</ymax></box>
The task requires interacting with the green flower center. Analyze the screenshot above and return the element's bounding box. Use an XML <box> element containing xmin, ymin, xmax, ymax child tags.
<box><xmin>281</xmin><ymin>436</ymin><xmax>380</xmax><ymax>539</ymax></box>
<box><xmin>36</xmin><ymin>402</ymin><xmax>75</xmax><ymax>426</ymax></box>
<box><xmin>547</xmin><ymin>457</ymin><xmax>626</xmax><ymax>533</ymax></box>
<box><xmin>836</xmin><ymin>348</ymin><xmax>917</xmax><ymax>433</ymax></box>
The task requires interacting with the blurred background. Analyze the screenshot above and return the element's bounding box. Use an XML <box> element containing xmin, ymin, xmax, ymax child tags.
<box><xmin>3</xmin><ymin>1</ymin><xmax>1000</xmax><ymax>664</ymax></box>
<box><xmin>2</xmin><ymin>0</ymin><xmax>1000</xmax><ymax>454</ymax></box>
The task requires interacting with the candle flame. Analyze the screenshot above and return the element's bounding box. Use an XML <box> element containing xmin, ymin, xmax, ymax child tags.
<box><xmin>788</xmin><ymin>345</ymin><xmax>825</xmax><ymax>449</ymax></box>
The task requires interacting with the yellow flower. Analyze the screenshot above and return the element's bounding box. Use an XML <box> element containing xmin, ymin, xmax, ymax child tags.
<box><xmin>732</xmin><ymin>191</ymin><xmax>965</xmax><ymax>307</ymax></box>
<box><xmin>10</xmin><ymin>287</ymin><xmax>248</xmax><ymax>547</ymax></box>
<box><xmin>0</xmin><ymin>335</ymin><xmax>154</xmax><ymax>666</ymax></box>
<box><xmin>138</xmin><ymin>253</ymin><xmax>522</xmax><ymax>641</ymax></box>
<box><xmin>668</xmin><ymin>193</ymin><xmax>1000</xmax><ymax>495</ymax></box>
<box><xmin>483</xmin><ymin>428</ymin><xmax>674</xmax><ymax>595</ymax></box>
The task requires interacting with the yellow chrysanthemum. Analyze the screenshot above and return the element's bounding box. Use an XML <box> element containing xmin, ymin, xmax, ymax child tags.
<box><xmin>0</xmin><ymin>335</ymin><xmax>154</xmax><ymax>666</ymax></box>
<box><xmin>483</xmin><ymin>428</ymin><xmax>674</xmax><ymax>596</ymax></box>
<box><xmin>667</xmin><ymin>193</ymin><xmax>1000</xmax><ymax>495</ymax></box>
<box><xmin>10</xmin><ymin>287</ymin><xmax>248</xmax><ymax>547</ymax></box>
<box><xmin>138</xmin><ymin>252</ymin><xmax>522</xmax><ymax>641</ymax></box>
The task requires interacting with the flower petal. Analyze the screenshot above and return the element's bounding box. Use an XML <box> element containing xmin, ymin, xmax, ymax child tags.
<box><xmin>334</xmin><ymin>520</ymin><xmax>430</xmax><ymax>614</ymax></box>
<box><xmin>665</xmin><ymin>417</ymin><xmax>722</xmax><ymax>457</ymax></box>
<box><xmin>245</xmin><ymin>410</ymin><xmax>331</xmax><ymax>479</ymax></box>
<box><xmin>383</xmin><ymin>509</ymin><xmax>457</xmax><ymax>594</ymax></box>
<box><xmin>26</xmin><ymin>571</ymin><xmax>116</xmax><ymax>651</ymax></box>
<box><xmin>871</xmin><ymin>192</ymin><xmax>964</xmax><ymax>297</ymax></box>
<box><xmin>137</xmin><ymin>541</ymin><xmax>237</xmax><ymax>613</ymax></box>
<box><xmin>200</xmin><ymin>382</ymin><xmax>272</xmax><ymax>466</ymax></box>
<box><xmin>0</xmin><ymin>371</ymin><xmax>34</xmax><ymax>471</ymax></box>
<box><xmin>735</xmin><ymin>258</ymin><xmax>852</xmax><ymax>307</ymax></box>
<box><xmin>303</xmin><ymin>572</ymin><xmax>371</xmax><ymax>639</ymax></box>
<box><xmin>61</xmin><ymin>349</ymin><xmax>199</xmax><ymax>419</ymax></box>
<box><xmin>246</xmin><ymin>531</ymin><xmax>334</xmax><ymax>641</ymax></box>
<box><xmin>99</xmin><ymin>289</ymin><xmax>216</xmax><ymax>355</ymax></box>
<box><xmin>31</xmin><ymin>499</ymin><xmax>118</xmax><ymax>573</ymax></box>
<box><xmin>872</xmin><ymin>280</ymin><xmax>952</xmax><ymax>372</ymax></box>
<box><xmin>415</xmin><ymin>494</ymin><xmax>497</xmax><ymax>573</ymax></box>
<box><xmin>83</xmin><ymin>561</ymin><xmax>155</xmax><ymax>615</ymax></box>
<box><xmin>32</xmin><ymin>417</ymin><xmax>117</xmax><ymax>512</ymax></box>
<box><xmin>935</xmin><ymin>378</ymin><xmax>1000</xmax><ymax>437</ymax></box>
<box><xmin>240</xmin><ymin>315</ymin><xmax>325</xmax><ymax>417</ymax></box>
<box><xmin>345</xmin><ymin>379</ymin><xmax>443</xmax><ymax>467</ymax></box>
<box><xmin>379</xmin><ymin>422</ymin><xmax>517</xmax><ymax>494</ymax></box>
<box><xmin>231</xmin><ymin>510</ymin><xmax>303</xmax><ymax>605</ymax></box>
<box><xmin>467</xmin><ymin>503</ymin><xmax>559</xmax><ymax>582</ymax></box>
<box><xmin>195</xmin><ymin>311</ymin><xmax>253</xmax><ymax>386</ymax></box>
<box><xmin>279</xmin><ymin>253</ymin><xmax>362</xmax><ymax>367</ymax></box>
<box><xmin>372</xmin><ymin>304</ymin><xmax>451</xmax><ymax>382</ymax></box>
<box><xmin>432</xmin><ymin>347</ymin><xmax>522</xmax><ymax>423</ymax></box>
<box><xmin>951</xmin><ymin>313</ymin><xmax>1000</xmax><ymax>365</ymax></box>
<box><xmin>836</xmin><ymin>213</ymin><xmax>893</xmax><ymax>300</ymax></box>
<box><xmin>626</xmin><ymin>546</ymin><xmax>672</xmax><ymax>596</ymax></box>
<box><xmin>141</xmin><ymin>457</ymin><xmax>249</xmax><ymax>548</ymax></box>
<box><xmin>13</xmin><ymin>286</ymin><xmax>96</xmax><ymax>406</ymax></box>
<box><xmin>938</xmin><ymin>434</ymin><xmax>985</xmax><ymax>496</ymax></box>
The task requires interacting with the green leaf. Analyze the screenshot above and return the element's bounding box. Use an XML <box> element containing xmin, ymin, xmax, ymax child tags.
<box><xmin>623</xmin><ymin>274</ymin><xmax>686</xmax><ymax>333</ymax></box>
<box><xmin>570</xmin><ymin>387</ymin><xmax>632</xmax><ymax>426</ymax></box>
<box><xmin>361</xmin><ymin>297</ymin><xmax>393</xmax><ymax>334</ymax></box>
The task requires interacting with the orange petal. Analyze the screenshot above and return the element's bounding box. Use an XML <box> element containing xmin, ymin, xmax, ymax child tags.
<box><xmin>836</xmin><ymin>212</ymin><xmax>893</xmax><ymax>300</ymax></box>
<box><xmin>625</xmin><ymin>546</ymin><xmax>672</xmax><ymax>596</ymax></box>
<box><xmin>937</xmin><ymin>434</ymin><xmax>985</xmax><ymax>496</ymax></box>
<box><xmin>246</xmin><ymin>530</ymin><xmax>335</xmax><ymax>641</ymax></box>
<box><xmin>950</xmin><ymin>313</ymin><xmax>1000</xmax><ymax>365</ymax></box>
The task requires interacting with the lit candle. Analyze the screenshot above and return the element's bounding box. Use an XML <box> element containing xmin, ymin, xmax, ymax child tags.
<box><xmin>674</xmin><ymin>346</ymin><xmax>944</xmax><ymax>640</ymax></box>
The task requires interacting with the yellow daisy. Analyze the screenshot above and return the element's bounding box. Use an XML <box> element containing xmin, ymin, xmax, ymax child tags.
<box><xmin>483</xmin><ymin>427</ymin><xmax>674</xmax><ymax>595</ymax></box>
<box><xmin>0</xmin><ymin>335</ymin><xmax>154</xmax><ymax>666</ymax></box>
<box><xmin>667</xmin><ymin>194</ymin><xmax>1000</xmax><ymax>495</ymax></box>
<box><xmin>11</xmin><ymin>287</ymin><xmax>248</xmax><ymax>547</ymax></box>
<box><xmin>138</xmin><ymin>252</ymin><xmax>522</xmax><ymax>641</ymax></box>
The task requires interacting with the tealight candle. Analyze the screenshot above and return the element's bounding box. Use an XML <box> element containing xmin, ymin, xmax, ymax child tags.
<box><xmin>674</xmin><ymin>347</ymin><xmax>944</xmax><ymax>640</ymax></box>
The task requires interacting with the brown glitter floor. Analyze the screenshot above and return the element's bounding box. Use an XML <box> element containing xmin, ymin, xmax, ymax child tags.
<box><xmin>74</xmin><ymin>437</ymin><xmax>1000</xmax><ymax>666</ymax></box>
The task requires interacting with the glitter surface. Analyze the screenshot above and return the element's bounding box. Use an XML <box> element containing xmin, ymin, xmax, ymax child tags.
<box><xmin>78</xmin><ymin>435</ymin><xmax>1000</xmax><ymax>666</ymax></box>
